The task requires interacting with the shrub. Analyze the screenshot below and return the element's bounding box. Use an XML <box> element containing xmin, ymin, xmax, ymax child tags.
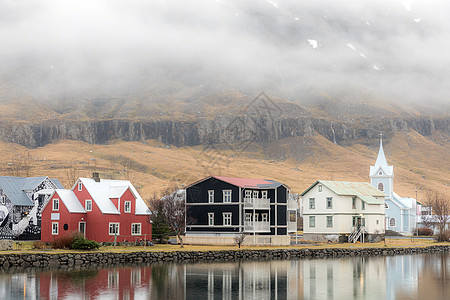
<box><xmin>413</xmin><ymin>227</ymin><xmax>434</xmax><ymax>236</ymax></box>
<box><xmin>71</xmin><ymin>237</ymin><xmax>100</xmax><ymax>250</ymax></box>
<box><xmin>51</xmin><ymin>232</ymin><xmax>80</xmax><ymax>249</ymax></box>
<box><xmin>33</xmin><ymin>241</ymin><xmax>47</xmax><ymax>250</ymax></box>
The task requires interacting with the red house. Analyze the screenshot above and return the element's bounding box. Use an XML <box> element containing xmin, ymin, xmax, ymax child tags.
<box><xmin>41</xmin><ymin>174</ymin><xmax>152</xmax><ymax>243</ymax></box>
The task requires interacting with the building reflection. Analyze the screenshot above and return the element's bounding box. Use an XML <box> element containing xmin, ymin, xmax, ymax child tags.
<box><xmin>0</xmin><ymin>254</ymin><xmax>448</xmax><ymax>299</ymax></box>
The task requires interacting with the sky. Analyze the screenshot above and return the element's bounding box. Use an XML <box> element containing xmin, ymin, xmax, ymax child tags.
<box><xmin>1</xmin><ymin>0</ymin><xmax>450</xmax><ymax>105</ymax></box>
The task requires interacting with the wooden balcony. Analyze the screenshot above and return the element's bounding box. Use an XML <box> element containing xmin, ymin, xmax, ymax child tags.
<box><xmin>244</xmin><ymin>197</ymin><xmax>270</xmax><ymax>210</ymax></box>
<box><xmin>244</xmin><ymin>221</ymin><xmax>270</xmax><ymax>232</ymax></box>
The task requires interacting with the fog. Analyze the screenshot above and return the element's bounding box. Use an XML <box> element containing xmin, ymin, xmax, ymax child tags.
<box><xmin>1</xmin><ymin>0</ymin><xmax>450</xmax><ymax>104</ymax></box>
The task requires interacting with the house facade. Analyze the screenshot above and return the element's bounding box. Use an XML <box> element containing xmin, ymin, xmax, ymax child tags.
<box><xmin>184</xmin><ymin>176</ymin><xmax>297</xmax><ymax>246</ymax></box>
<box><xmin>41</xmin><ymin>174</ymin><xmax>152</xmax><ymax>243</ymax></box>
<box><xmin>0</xmin><ymin>176</ymin><xmax>63</xmax><ymax>240</ymax></box>
<box><xmin>370</xmin><ymin>137</ymin><xmax>418</xmax><ymax>235</ymax></box>
<box><xmin>301</xmin><ymin>180</ymin><xmax>385</xmax><ymax>242</ymax></box>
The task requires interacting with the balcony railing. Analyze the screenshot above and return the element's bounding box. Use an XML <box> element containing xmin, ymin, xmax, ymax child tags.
<box><xmin>244</xmin><ymin>221</ymin><xmax>270</xmax><ymax>232</ymax></box>
<box><xmin>288</xmin><ymin>199</ymin><xmax>298</xmax><ymax>210</ymax></box>
<box><xmin>244</xmin><ymin>197</ymin><xmax>270</xmax><ymax>210</ymax></box>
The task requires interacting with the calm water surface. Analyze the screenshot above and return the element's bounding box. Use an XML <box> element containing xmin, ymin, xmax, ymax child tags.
<box><xmin>0</xmin><ymin>253</ymin><xmax>448</xmax><ymax>300</ymax></box>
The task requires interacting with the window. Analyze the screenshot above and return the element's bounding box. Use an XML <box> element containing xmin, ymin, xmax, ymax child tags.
<box><xmin>261</xmin><ymin>191</ymin><xmax>267</xmax><ymax>199</ymax></box>
<box><xmin>131</xmin><ymin>223</ymin><xmax>141</xmax><ymax>235</ymax></box>
<box><xmin>389</xmin><ymin>218</ymin><xmax>396</xmax><ymax>227</ymax></box>
<box><xmin>109</xmin><ymin>223</ymin><xmax>120</xmax><ymax>235</ymax></box>
<box><xmin>124</xmin><ymin>201</ymin><xmax>131</xmax><ymax>213</ymax></box>
<box><xmin>85</xmin><ymin>200</ymin><xmax>92</xmax><ymax>211</ymax></box>
<box><xmin>385</xmin><ymin>203</ymin><xmax>389</xmax><ymax>209</ymax></box>
<box><xmin>318</xmin><ymin>185</ymin><xmax>322</xmax><ymax>192</ymax></box>
<box><xmin>223</xmin><ymin>190</ymin><xmax>231</xmax><ymax>203</ymax></box>
<box><xmin>52</xmin><ymin>222</ymin><xmax>58</xmax><ymax>235</ymax></box>
<box><xmin>352</xmin><ymin>197</ymin><xmax>356</xmax><ymax>209</ymax></box>
<box><xmin>376</xmin><ymin>220</ymin><xmax>379</xmax><ymax>225</ymax></box>
<box><xmin>262</xmin><ymin>213</ymin><xmax>268</xmax><ymax>222</ymax></box>
<box><xmin>309</xmin><ymin>216</ymin><xmax>315</xmax><ymax>227</ymax></box>
<box><xmin>327</xmin><ymin>216</ymin><xmax>333</xmax><ymax>227</ymax></box>
<box><xmin>208</xmin><ymin>213</ymin><xmax>214</xmax><ymax>226</ymax></box>
<box><xmin>245</xmin><ymin>213</ymin><xmax>252</xmax><ymax>223</ymax></box>
<box><xmin>252</xmin><ymin>191</ymin><xmax>258</xmax><ymax>199</ymax></box>
<box><xmin>208</xmin><ymin>190</ymin><xmax>214</xmax><ymax>203</ymax></box>
<box><xmin>326</xmin><ymin>197</ymin><xmax>333</xmax><ymax>209</ymax></box>
<box><xmin>378</xmin><ymin>171</ymin><xmax>383</xmax><ymax>176</ymax></box>
<box><xmin>309</xmin><ymin>198</ymin><xmax>315</xmax><ymax>209</ymax></box>
<box><xmin>78</xmin><ymin>182</ymin><xmax>82</xmax><ymax>191</ymax></box>
<box><xmin>362</xmin><ymin>201</ymin><xmax>365</xmax><ymax>210</ymax></box>
<box><xmin>245</xmin><ymin>190</ymin><xmax>251</xmax><ymax>199</ymax></box>
<box><xmin>223</xmin><ymin>213</ymin><xmax>232</xmax><ymax>226</ymax></box>
<box><xmin>52</xmin><ymin>198</ymin><xmax>59</xmax><ymax>211</ymax></box>
<box><xmin>378</xmin><ymin>183</ymin><xmax>384</xmax><ymax>192</ymax></box>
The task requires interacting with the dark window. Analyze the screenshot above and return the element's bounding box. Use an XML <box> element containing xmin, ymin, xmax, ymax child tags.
<box><xmin>63</xmin><ymin>224</ymin><xmax>69</xmax><ymax>231</ymax></box>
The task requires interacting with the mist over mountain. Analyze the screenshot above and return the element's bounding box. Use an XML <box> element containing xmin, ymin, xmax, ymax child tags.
<box><xmin>0</xmin><ymin>0</ymin><xmax>449</xmax><ymax>112</ymax></box>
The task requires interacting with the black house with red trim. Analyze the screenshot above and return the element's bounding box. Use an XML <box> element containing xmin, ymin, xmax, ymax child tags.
<box><xmin>184</xmin><ymin>176</ymin><xmax>297</xmax><ymax>245</ymax></box>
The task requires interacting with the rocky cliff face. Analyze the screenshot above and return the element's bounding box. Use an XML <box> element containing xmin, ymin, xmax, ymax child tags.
<box><xmin>0</xmin><ymin>116</ymin><xmax>448</xmax><ymax>148</ymax></box>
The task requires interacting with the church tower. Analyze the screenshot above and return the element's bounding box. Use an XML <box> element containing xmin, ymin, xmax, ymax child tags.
<box><xmin>370</xmin><ymin>135</ymin><xmax>394</xmax><ymax>198</ymax></box>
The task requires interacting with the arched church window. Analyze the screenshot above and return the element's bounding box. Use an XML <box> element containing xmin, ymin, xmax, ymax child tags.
<box><xmin>378</xmin><ymin>183</ymin><xmax>384</xmax><ymax>192</ymax></box>
<box><xmin>389</xmin><ymin>218</ymin><xmax>396</xmax><ymax>227</ymax></box>
<box><xmin>378</xmin><ymin>171</ymin><xmax>383</xmax><ymax>175</ymax></box>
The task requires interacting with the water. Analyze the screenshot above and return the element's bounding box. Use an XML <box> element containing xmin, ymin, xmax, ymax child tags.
<box><xmin>0</xmin><ymin>253</ymin><xmax>448</xmax><ymax>300</ymax></box>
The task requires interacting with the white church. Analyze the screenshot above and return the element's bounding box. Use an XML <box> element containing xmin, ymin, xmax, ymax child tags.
<box><xmin>370</xmin><ymin>137</ymin><xmax>418</xmax><ymax>235</ymax></box>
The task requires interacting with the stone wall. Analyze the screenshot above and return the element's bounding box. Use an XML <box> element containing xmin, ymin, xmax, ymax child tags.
<box><xmin>0</xmin><ymin>245</ymin><xmax>448</xmax><ymax>270</ymax></box>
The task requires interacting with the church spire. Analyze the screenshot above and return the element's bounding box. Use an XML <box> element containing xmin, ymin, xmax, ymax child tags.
<box><xmin>374</xmin><ymin>134</ymin><xmax>389</xmax><ymax>171</ymax></box>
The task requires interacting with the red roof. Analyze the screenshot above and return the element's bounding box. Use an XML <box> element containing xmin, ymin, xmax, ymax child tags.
<box><xmin>213</xmin><ymin>176</ymin><xmax>282</xmax><ymax>188</ymax></box>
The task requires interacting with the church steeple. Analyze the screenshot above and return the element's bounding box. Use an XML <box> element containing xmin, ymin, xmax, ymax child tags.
<box><xmin>370</xmin><ymin>134</ymin><xmax>394</xmax><ymax>197</ymax></box>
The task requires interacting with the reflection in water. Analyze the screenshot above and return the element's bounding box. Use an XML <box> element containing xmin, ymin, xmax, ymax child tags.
<box><xmin>0</xmin><ymin>254</ymin><xmax>448</xmax><ymax>299</ymax></box>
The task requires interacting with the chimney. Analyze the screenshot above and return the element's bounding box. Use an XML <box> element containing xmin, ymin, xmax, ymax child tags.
<box><xmin>93</xmin><ymin>172</ymin><xmax>100</xmax><ymax>182</ymax></box>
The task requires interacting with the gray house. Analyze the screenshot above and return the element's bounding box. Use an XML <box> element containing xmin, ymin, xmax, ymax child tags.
<box><xmin>0</xmin><ymin>176</ymin><xmax>63</xmax><ymax>239</ymax></box>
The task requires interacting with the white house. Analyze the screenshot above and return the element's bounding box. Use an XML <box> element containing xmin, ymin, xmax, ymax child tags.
<box><xmin>369</xmin><ymin>137</ymin><xmax>418</xmax><ymax>235</ymax></box>
<box><xmin>301</xmin><ymin>180</ymin><xmax>386</xmax><ymax>242</ymax></box>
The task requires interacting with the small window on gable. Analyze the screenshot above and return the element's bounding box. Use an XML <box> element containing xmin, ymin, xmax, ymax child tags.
<box><xmin>378</xmin><ymin>183</ymin><xmax>384</xmax><ymax>192</ymax></box>
<box><xmin>362</xmin><ymin>201</ymin><xmax>365</xmax><ymax>210</ymax></box>
<box><xmin>78</xmin><ymin>182</ymin><xmax>82</xmax><ymax>191</ymax></box>
<box><xmin>124</xmin><ymin>201</ymin><xmax>131</xmax><ymax>213</ymax></box>
<box><xmin>352</xmin><ymin>197</ymin><xmax>356</xmax><ymax>209</ymax></box>
<box><xmin>208</xmin><ymin>190</ymin><xmax>214</xmax><ymax>203</ymax></box>
<box><xmin>318</xmin><ymin>185</ymin><xmax>322</xmax><ymax>192</ymax></box>
<box><xmin>378</xmin><ymin>171</ymin><xmax>383</xmax><ymax>176</ymax></box>
<box><xmin>85</xmin><ymin>200</ymin><xmax>92</xmax><ymax>211</ymax></box>
<box><xmin>52</xmin><ymin>198</ymin><xmax>59</xmax><ymax>211</ymax></box>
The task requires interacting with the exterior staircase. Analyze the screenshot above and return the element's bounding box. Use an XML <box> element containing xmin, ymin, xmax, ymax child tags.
<box><xmin>348</xmin><ymin>226</ymin><xmax>366</xmax><ymax>243</ymax></box>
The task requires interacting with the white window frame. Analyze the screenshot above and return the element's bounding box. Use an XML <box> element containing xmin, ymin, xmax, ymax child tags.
<box><xmin>52</xmin><ymin>198</ymin><xmax>59</xmax><ymax>211</ymax></box>
<box><xmin>326</xmin><ymin>197</ymin><xmax>333</xmax><ymax>209</ymax></box>
<box><xmin>252</xmin><ymin>191</ymin><xmax>258</xmax><ymax>199</ymax></box>
<box><xmin>262</xmin><ymin>213</ymin><xmax>268</xmax><ymax>222</ymax></box>
<box><xmin>261</xmin><ymin>191</ymin><xmax>268</xmax><ymax>199</ymax></box>
<box><xmin>352</xmin><ymin>197</ymin><xmax>356</xmax><ymax>209</ymax></box>
<box><xmin>327</xmin><ymin>216</ymin><xmax>333</xmax><ymax>228</ymax></box>
<box><xmin>208</xmin><ymin>190</ymin><xmax>214</xmax><ymax>203</ymax></box>
<box><xmin>52</xmin><ymin>222</ymin><xmax>58</xmax><ymax>235</ymax></box>
<box><xmin>309</xmin><ymin>216</ymin><xmax>315</xmax><ymax>227</ymax></box>
<box><xmin>124</xmin><ymin>201</ymin><xmax>131</xmax><ymax>213</ymax></box>
<box><xmin>389</xmin><ymin>218</ymin><xmax>396</xmax><ymax>227</ymax></box>
<box><xmin>245</xmin><ymin>213</ymin><xmax>252</xmax><ymax>223</ymax></box>
<box><xmin>109</xmin><ymin>222</ymin><xmax>120</xmax><ymax>235</ymax></box>
<box><xmin>362</xmin><ymin>200</ymin><xmax>366</xmax><ymax>210</ymax></box>
<box><xmin>78</xmin><ymin>182</ymin><xmax>82</xmax><ymax>191</ymax></box>
<box><xmin>85</xmin><ymin>199</ymin><xmax>92</xmax><ymax>211</ymax></box>
<box><xmin>223</xmin><ymin>212</ymin><xmax>232</xmax><ymax>226</ymax></box>
<box><xmin>318</xmin><ymin>185</ymin><xmax>322</xmax><ymax>192</ymax></box>
<box><xmin>131</xmin><ymin>223</ymin><xmax>142</xmax><ymax>235</ymax></box>
<box><xmin>223</xmin><ymin>190</ymin><xmax>232</xmax><ymax>203</ymax></box>
<box><xmin>378</xmin><ymin>182</ymin><xmax>384</xmax><ymax>192</ymax></box>
<box><xmin>208</xmin><ymin>213</ymin><xmax>214</xmax><ymax>226</ymax></box>
<box><xmin>245</xmin><ymin>190</ymin><xmax>251</xmax><ymax>199</ymax></box>
<box><xmin>309</xmin><ymin>198</ymin><xmax>315</xmax><ymax>209</ymax></box>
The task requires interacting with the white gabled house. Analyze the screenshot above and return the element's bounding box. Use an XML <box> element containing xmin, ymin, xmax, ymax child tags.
<box><xmin>301</xmin><ymin>180</ymin><xmax>386</xmax><ymax>242</ymax></box>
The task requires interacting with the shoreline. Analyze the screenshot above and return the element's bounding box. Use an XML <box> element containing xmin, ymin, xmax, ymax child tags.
<box><xmin>0</xmin><ymin>244</ymin><xmax>448</xmax><ymax>271</ymax></box>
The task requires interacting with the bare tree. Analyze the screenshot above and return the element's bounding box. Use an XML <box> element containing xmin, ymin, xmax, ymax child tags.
<box><xmin>234</xmin><ymin>232</ymin><xmax>246</xmax><ymax>248</ymax></box>
<box><xmin>425</xmin><ymin>192</ymin><xmax>450</xmax><ymax>242</ymax></box>
<box><xmin>149</xmin><ymin>186</ymin><xmax>187</xmax><ymax>247</ymax></box>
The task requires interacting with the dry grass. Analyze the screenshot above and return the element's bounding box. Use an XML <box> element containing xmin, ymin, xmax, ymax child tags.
<box><xmin>0</xmin><ymin>130</ymin><xmax>448</xmax><ymax>202</ymax></box>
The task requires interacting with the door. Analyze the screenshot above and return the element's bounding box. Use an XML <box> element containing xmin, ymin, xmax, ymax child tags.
<box><xmin>79</xmin><ymin>222</ymin><xmax>86</xmax><ymax>237</ymax></box>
